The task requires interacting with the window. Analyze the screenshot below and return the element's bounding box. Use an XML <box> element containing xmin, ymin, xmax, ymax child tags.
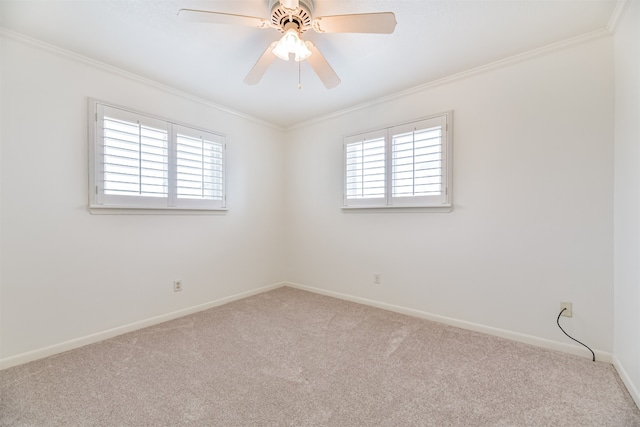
<box><xmin>344</xmin><ymin>112</ymin><xmax>451</xmax><ymax>208</ymax></box>
<box><xmin>89</xmin><ymin>100</ymin><xmax>226</xmax><ymax>211</ymax></box>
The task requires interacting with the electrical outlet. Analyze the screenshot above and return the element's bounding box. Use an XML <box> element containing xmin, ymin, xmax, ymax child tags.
<box><xmin>373</xmin><ymin>273</ymin><xmax>381</xmax><ymax>284</ymax></box>
<box><xmin>560</xmin><ymin>302</ymin><xmax>572</xmax><ymax>317</ymax></box>
<box><xmin>173</xmin><ymin>280</ymin><xmax>182</xmax><ymax>292</ymax></box>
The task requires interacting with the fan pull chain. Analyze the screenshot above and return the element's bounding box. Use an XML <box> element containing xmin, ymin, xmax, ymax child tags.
<box><xmin>298</xmin><ymin>60</ymin><xmax>302</xmax><ymax>90</ymax></box>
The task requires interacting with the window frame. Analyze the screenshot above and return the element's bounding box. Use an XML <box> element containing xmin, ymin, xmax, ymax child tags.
<box><xmin>343</xmin><ymin>111</ymin><xmax>452</xmax><ymax>210</ymax></box>
<box><xmin>88</xmin><ymin>98</ymin><xmax>227</xmax><ymax>213</ymax></box>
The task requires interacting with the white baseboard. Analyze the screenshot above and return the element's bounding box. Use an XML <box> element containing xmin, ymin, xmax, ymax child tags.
<box><xmin>2</xmin><ymin>281</ymin><xmax>616</xmax><ymax>371</ymax></box>
<box><xmin>613</xmin><ymin>356</ymin><xmax>640</xmax><ymax>409</ymax></box>
<box><xmin>284</xmin><ymin>282</ymin><xmax>613</xmax><ymax>363</ymax></box>
<box><xmin>0</xmin><ymin>282</ymin><xmax>286</xmax><ymax>370</ymax></box>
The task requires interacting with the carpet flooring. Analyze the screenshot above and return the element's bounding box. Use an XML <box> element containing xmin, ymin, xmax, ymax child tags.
<box><xmin>1</xmin><ymin>286</ymin><xmax>639</xmax><ymax>426</ymax></box>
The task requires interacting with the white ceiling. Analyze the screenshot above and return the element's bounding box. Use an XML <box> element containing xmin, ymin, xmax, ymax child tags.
<box><xmin>1</xmin><ymin>0</ymin><xmax>619</xmax><ymax>128</ymax></box>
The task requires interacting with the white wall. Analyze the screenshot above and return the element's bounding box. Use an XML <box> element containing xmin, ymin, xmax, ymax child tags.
<box><xmin>613</xmin><ymin>0</ymin><xmax>640</xmax><ymax>406</ymax></box>
<box><xmin>284</xmin><ymin>36</ymin><xmax>615</xmax><ymax>355</ymax></box>
<box><xmin>0</xmin><ymin>35</ymin><xmax>286</xmax><ymax>361</ymax></box>
<box><xmin>0</xmin><ymin>27</ymin><xmax>623</xmax><ymax>373</ymax></box>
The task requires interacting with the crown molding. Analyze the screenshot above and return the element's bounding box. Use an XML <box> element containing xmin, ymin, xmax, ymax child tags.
<box><xmin>287</xmin><ymin>27</ymin><xmax>611</xmax><ymax>131</ymax></box>
<box><xmin>1</xmin><ymin>22</ymin><xmax>613</xmax><ymax>134</ymax></box>
<box><xmin>607</xmin><ymin>0</ymin><xmax>632</xmax><ymax>34</ymax></box>
<box><xmin>0</xmin><ymin>27</ymin><xmax>283</xmax><ymax>131</ymax></box>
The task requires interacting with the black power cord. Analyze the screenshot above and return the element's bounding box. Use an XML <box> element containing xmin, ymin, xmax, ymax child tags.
<box><xmin>556</xmin><ymin>307</ymin><xmax>595</xmax><ymax>362</ymax></box>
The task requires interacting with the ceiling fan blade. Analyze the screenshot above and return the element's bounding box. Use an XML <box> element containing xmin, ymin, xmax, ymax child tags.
<box><xmin>312</xmin><ymin>12</ymin><xmax>397</xmax><ymax>34</ymax></box>
<box><xmin>244</xmin><ymin>42</ymin><xmax>278</xmax><ymax>85</ymax></box>
<box><xmin>305</xmin><ymin>42</ymin><xmax>341</xmax><ymax>89</ymax></box>
<box><xmin>178</xmin><ymin>9</ymin><xmax>271</xmax><ymax>28</ymax></box>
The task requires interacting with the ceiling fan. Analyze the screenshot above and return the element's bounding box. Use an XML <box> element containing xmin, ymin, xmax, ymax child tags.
<box><xmin>178</xmin><ymin>0</ymin><xmax>397</xmax><ymax>89</ymax></box>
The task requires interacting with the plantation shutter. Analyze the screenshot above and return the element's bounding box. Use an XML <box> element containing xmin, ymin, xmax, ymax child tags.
<box><xmin>173</xmin><ymin>125</ymin><xmax>226</xmax><ymax>209</ymax></box>
<box><xmin>344</xmin><ymin>130</ymin><xmax>387</xmax><ymax>206</ymax></box>
<box><xmin>97</xmin><ymin>105</ymin><xmax>169</xmax><ymax>207</ymax></box>
<box><xmin>391</xmin><ymin>116</ymin><xmax>447</xmax><ymax>206</ymax></box>
<box><xmin>91</xmin><ymin>100</ymin><xmax>227</xmax><ymax>211</ymax></box>
<box><xmin>342</xmin><ymin>112</ymin><xmax>451</xmax><ymax>209</ymax></box>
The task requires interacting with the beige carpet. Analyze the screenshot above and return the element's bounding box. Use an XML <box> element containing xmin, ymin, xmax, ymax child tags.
<box><xmin>1</xmin><ymin>287</ymin><xmax>638</xmax><ymax>426</ymax></box>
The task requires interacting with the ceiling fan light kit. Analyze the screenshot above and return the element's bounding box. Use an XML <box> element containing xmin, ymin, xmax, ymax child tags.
<box><xmin>272</xmin><ymin>29</ymin><xmax>312</xmax><ymax>61</ymax></box>
<box><xmin>178</xmin><ymin>0</ymin><xmax>396</xmax><ymax>89</ymax></box>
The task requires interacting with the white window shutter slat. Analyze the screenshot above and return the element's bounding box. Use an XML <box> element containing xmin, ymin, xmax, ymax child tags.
<box><xmin>174</xmin><ymin>125</ymin><xmax>225</xmax><ymax>203</ymax></box>
<box><xmin>344</xmin><ymin>130</ymin><xmax>387</xmax><ymax>206</ymax></box>
<box><xmin>392</xmin><ymin>121</ymin><xmax>443</xmax><ymax>198</ymax></box>
<box><xmin>100</xmin><ymin>108</ymin><xmax>169</xmax><ymax>203</ymax></box>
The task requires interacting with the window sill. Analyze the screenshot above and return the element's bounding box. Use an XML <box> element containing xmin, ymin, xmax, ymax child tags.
<box><xmin>89</xmin><ymin>205</ymin><xmax>228</xmax><ymax>215</ymax></box>
<box><xmin>341</xmin><ymin>205</ymin><xmax>452</xmax><ymax>213</ymax></box>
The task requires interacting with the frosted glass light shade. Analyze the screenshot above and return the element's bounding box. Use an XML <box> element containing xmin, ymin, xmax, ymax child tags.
<box><xmin>272</xmin><ymin>29</ymin><xmax>312</xmax><ymax>62</ymax></box>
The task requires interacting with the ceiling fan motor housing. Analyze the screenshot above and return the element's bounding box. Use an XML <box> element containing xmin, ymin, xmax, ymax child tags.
<box><xmin>269</xmin><ymin>0</ymin><xmax>314</xmax><ymax>33</ymax></box>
